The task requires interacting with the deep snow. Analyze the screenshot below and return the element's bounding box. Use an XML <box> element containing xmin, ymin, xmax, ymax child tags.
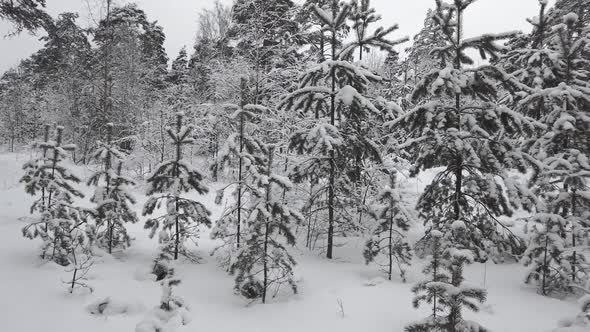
<box><xmin>0</xmin><ymin>152</ymin><xmax>580</xmax><ymax>332</ymax></box>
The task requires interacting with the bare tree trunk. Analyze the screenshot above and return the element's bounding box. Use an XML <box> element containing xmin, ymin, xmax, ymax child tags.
<box><xmin>262</xmin><ymin>146</ymin><xmax>274</xmax><ymax>304</ymax></box>
<box><xmin>105</xmin><ymin>124</ymin><xmax>113</xmax><ymax>254</ymax></box>
<box><xmin>174</xmin><ymin>113</ymin><xmax>182</xmax><ymax>260</ymax></box>
<box><xmin>326</xmin><ymin>1</ymin><xmax>338</xmax><ymax>260</ymax></box>
<box><xmin>236</xmin><ymin>78</ymin><xmax>248</xmax><ymax>249</ymax></box>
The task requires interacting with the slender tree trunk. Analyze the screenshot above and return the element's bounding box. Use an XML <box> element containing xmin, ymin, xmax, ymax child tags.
<box><xmin>212</xmin><ymin>132</ymin><xmax>219</xmax><ymax>182</ymax></box>
<box><xmin>326</xmin><ymin>1</ymin><xmax>338</xmax><ymax>260</ymax></box>
<box><xmin>81</xmin><ymin>126</ymin><xmax>90</xmax><ymax>165</ymax></box>
<box><xmin>160</xmin><ymin>109</ymin><xmax>165</xmax><ymax>163</ymax></box>
<box><xmin>571</xmin><ymin>189</ymin><xmax>577</xmax><ymax>282</ymax></box>
<box><xmin>105</xmin><ymin>124</ymin><xmax>113</xmax><ymax>254</ymax></box>
<box><xmin>236</xmin><ymin>78</ymin><xmax>247</xmax><ymax>249</ymax></box>
<box><xmin>262</xmin><ymin>146</ymin><xmax>274</xmax><ymax>304</ymax></box>
<box><xmin>542</xmin><ymin>226</ymin><xmax>549</xmax><ymax>296</ymax></box>
<box><xmin>174</xmin><ymin>114</ymin><xmax>182</xmax><ymax>260</ymax></box>
<box><xmin>70</xmin><ymin>250</ymin><xmax>78</xmax><ymax>294</ymax></box>
<box><xmin>40</xmin><ymin>124</ymin><xmax>50</xmax><ymax>259</ymax></box>
<box><xmin>41</xmin><ymin>124</ymin><xmax>50</xmax><ymax>231</ymax></box>
<box><xmin>432</xmin><ymin>238</ymin><xmax>439</xmax><ymax>319</ymax></box>
<box><xmin>453</xmin><ymin>6</ymin><xmax>463</xmax><ymax>223</ymax></box>
<box><xmin>48</xmin><ymin>127</ymin><xmax>64</xmax><ymax>261</ymax></box>
<box><xmin>388</xmin><ymin>203</ymin><xmax>394</xmax><ymax>281</ymax></box>
<box><xmin>306</xmin><ymin>181</ymin><xmax>314</xmax><ymax>249</ymax></box>
<box><xmin>102</xmin><ymin>0</ymin><xmax>113</xmax><ymax>131</ymax></box>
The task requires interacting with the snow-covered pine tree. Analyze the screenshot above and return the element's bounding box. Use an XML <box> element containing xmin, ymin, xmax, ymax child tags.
<box><xmin>501</xmin><ymin>0</ymin><xmax>556</xmax><ymax>120</ymax></box>
<box><xmin>386</xmin><ymin>0</ymin><xmax>541</xmax><ymax>263</ymax></box>
<box><xmin>545</xmin><ymin>0</ymin><xmax>590</xmax><ymax>34</ymax></box>
<box><xmin>87</xmin><ymin>123</ymin><xmax>138</xmax><ymax>254</ymax></box>
<box><xmin>407</xmin><ymin>230</ymin><xmax>448</xmax><ymax>331</ymax></box>
<box><xmin>168</xmin><ymin>47</ymin><xmax>189</xmax><ymax>85</ymax></box>
<box><xmin>143</xmin><ymin>112</ymin><xmax>211</xmax><ymax>269</ymax></box>
<box><xmin>403</xmin><ymin>8</ymin><xmax>447</xmax><ymax>87</ymax></box>
<box><xmin>295</xmin><ymin>0</ymin><xmax>349</xmax><ymax>62</ymax></box>
<box><xmin>519</xmin><ymin>11</ymin><xmax>590</xmax><ymax>295</ymax></box>
<box><xmin>21</xmin><ymin>125</ymin><xmax>94</xmax><ymax>292</ymax></box>
<box><xmin>363</xmin><ymin>171</ymin><xmax>412</xmax><ymax>281</ymax></box>
<box><xmin>406</xmin><ymin>229</ymin><xmax>489</xmax><ymax>332</ymax></box>
<box><xmin>21</xmin><ymin>124</ymin><xmax>51</xmax><ymax>232</ymax></box>
<box><xmin>348</xmin><ymin>0</ymin><xmax>379</xmax><ymax>61</ymax></box>
<box><xmin>381</xmin><ymin>9</ymin><xmax>446</xmax><ymax>108</ymax></box>
<box><xmin>388</xmin><ymin>1</ymin><xmax>545</xmax><ymax>329</ymax></box>
<box><xmin>21</xmin><ymin>125</ymin><xmax>86</xmax><ymax>265</ymax></box>
<box><xmin>229</xmin><ymin>0</ymin><xmax>301</xmax><ymax>104</ymax></box>
<box><xmin>229</xmin><ymin>146</ymin><xmax>303</xmax><ymax>303</ymax></box>
<box><xmin>521</xmin><ymin>214</ymin><xmax>572</xmax><ymax>295</ymax></box>
<box><xmin>344</xmin><ymin>0</ymin><xmax>409</xmax><ymax>227</ymax></box>
<box><xmin>280</xmin><ymin>0</ymin><xmax>406</xmax><ymax>259</ymax></box>
<box><xmin>211</xmin><ymin>78</ymin><xmax>268</xmax><ymax>258</ymax></box>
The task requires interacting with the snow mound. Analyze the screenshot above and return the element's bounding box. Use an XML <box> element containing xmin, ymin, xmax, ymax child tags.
<box><xmin>87</xmin><ymin>297</ymin><xmax>145</xmax><ymax>316</ymax></box>
<box><xmin>364</xmin><ymin>276</ymin><xmax>386</xmax><ymax>287</ymax></box>
<box><xmin>135</xmin><ymin>307</ymin><xmax>191</xmax><ymax>332</ymax></box>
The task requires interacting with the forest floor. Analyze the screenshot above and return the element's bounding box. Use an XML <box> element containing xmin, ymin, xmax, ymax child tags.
<box><xmin>0</xmin><ymin>152</ymin><xmax>580</xmax><ymax>332</ymax></box>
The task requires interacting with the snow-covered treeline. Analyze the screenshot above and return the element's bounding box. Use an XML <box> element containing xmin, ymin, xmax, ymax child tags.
<box><xmin>1</xmin><ymin>0</ymin><xmax>590</xmax><ymax>331</ymax></box>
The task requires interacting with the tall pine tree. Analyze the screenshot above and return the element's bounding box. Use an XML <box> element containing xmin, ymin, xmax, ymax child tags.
<box><xmin>280</xmin><ymin>0</ymin><xmax>406</xmax><ymax>259</ymax></box>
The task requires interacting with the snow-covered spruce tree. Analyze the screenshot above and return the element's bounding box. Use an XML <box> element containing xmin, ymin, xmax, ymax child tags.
<box><xmin>229</xmin><ymin>146</ymin><xmax>303</xmax><ymax>303</ymax></box>
<box><xmin>363</xmin><ymin>171</ymin><xmax>412</xmax><ymax>281</ymax></box>
<box><xmin>211</xmin><ymin>78</ymin><xmax>268</xmax><ymax>258</ymax></box>
<box><xmin>87</xmin><ymin>123</ymin><xmax>138</xmax><ymax>254</ymax></box>
<box><xmin>407</xmin><ymin>228</ymin><xmax>488</xmax><ymax>332</ymax></box>
<box><xmin>143</xmin><ymin>112</ymin><xmax>211</xmax><ymax>271</ymax></box>
<box><xmin>386</xmin><ymin>0</ymin><xmax>541</xmax><ymax>263</ymax></box>
<box><xmin>520</xmin><ymin>11</ymin><xmax>590</xmax><ymax>295</ymax></box>
<box><xmin>280</xmin><ymin>0</ymin><xmax>406</xmax><ymax>259</ymax></box>
<box><xmin>21</xmin><ymin>125</ymin><xmax>86</xmax><ymax>265</ymax></box>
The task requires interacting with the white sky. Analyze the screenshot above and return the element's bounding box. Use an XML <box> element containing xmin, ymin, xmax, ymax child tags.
<box><xmin>0</xmin><ymin>0</ymin><xmax>555</xmax><ymax>73</ymax></box>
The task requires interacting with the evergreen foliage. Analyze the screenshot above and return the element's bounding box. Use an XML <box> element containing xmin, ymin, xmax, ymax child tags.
<box><xmin>364</xmin><ymin>171</ymin><xmax>412</xmax><ymax>281</ymax></box>
<box><xmin>21</xmin><ymin>125</ymin><xmax>87</xmax><ymax>266</ymax></box>
<box><xmin>87</xmin><ymin>123</ymin><xmax>138</xmax><ymax>254</ymax></box>
<box><xmin>281</xmin><ymin>0</ymin><xmax>406</xmax><ymax>259</ymax></box>
<box><xmin>387</xmin><ymin>0</ymin><xmax>541</xmax><ymax>262</ymax></box>
<box><xmin>210</xmin><ymin>78</ymin><xmax>270</xmax><ymax>265</ymax></box>
<box><xmin>0</xmin><ymin>0</ymin><xmax>52</xmax><ymax>33</ymax></box>
<box><xmin>518</xmin><ymin>9</ymin><xmax>590</xmax><ymax>295</ymax></box>
<box><xmin>406</xmin><ymin>230</ymin><xmax>488</xmax><ymax>332</ymax></box>
<box><xmin>229</xmin><ymin>146</ymin><xmax>303</xmax><ymax>303</ymax></box>
<box><xmin>143</xmin><ymin>112</ymin><xmax>211</xmax><ymax>266</ymax></box>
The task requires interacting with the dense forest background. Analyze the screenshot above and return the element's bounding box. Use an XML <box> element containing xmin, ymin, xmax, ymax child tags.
<box><xmin>1</xmin><ymin>0</ymin><xmax>590</xmax><ymax>331</ymax></box>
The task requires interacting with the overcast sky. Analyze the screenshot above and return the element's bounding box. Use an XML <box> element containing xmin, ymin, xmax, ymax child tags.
<box><xmin>0</xmin><ymin>0</ymin><xmax>555</xmax><ymax>73</ymax></box>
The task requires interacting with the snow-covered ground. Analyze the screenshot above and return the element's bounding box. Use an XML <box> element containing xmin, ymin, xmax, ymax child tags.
<box><xmin>0</xmin><ymin>152</ymin><xmax>579</xmax><ymax>332</ymax></box>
